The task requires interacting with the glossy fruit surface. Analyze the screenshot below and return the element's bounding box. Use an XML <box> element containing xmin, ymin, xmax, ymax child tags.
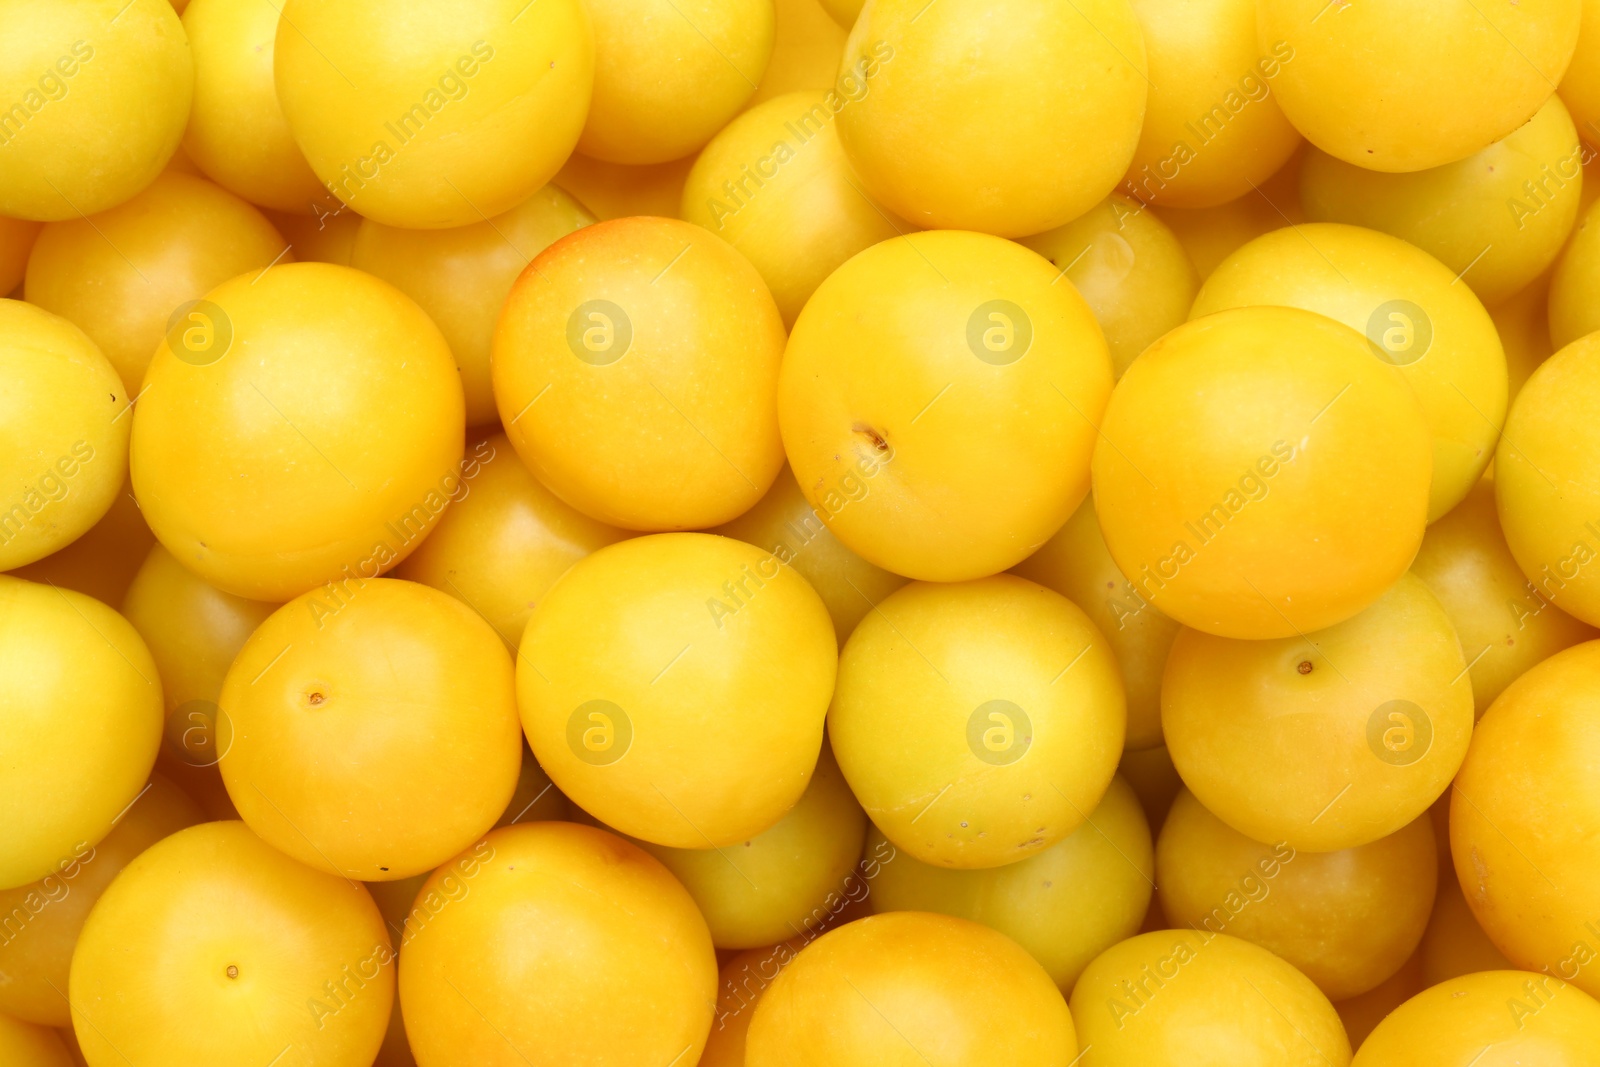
<box><xmin>1013</xmin><ymin>495</ymin><xmax>1181</xmax><ymax>751</ymax></box>
<box><xmin>24</xmin><ymin>171</ymin><xmax>287</xmax><ymax>393</ymax></box>
<box><xmin>181</xmin><ymin>0</ymin><xmax>330</xmax><ymax>214</ymax></box>
<box><xmin>631</xmin><ymin>748</ymin><xmax>866</xmax><ymax>949</ymax></box>
<box><xmin>829</xmin><ymin>575</ymin><xmax>1125</xmax><ymax>868</ymax></box>
<box><xmin>579</xmin><ymin>0</ymin><xmax>773</xmax><ymax>164</ymax></box>
<box><xmin>834</xmin><ymin>0</ymin><xmax>1147</xmax><ymax>236</ymax></box>
<box><xmin>1258</xmin><ymin>0</ymin><xmax>1580</xmax><ymax>172</ymax></box>
<box><xmin>1450</xmin><ymin>640</ymin><xmax>1600</xmax><ymax>998</ymax></box>
<box><xmin>1093</xmin><ymin>305</ymin><xmax>1432</xmax><ymax>639</ymax></box>
<box><xmin>274</xmin><ymin>0</ymin><xmax>594</xmax><ymax>228</ymax></box>
<box><xmin>1122</xmin><ymin>0</ymin><xmax>1301</xmax><ymax>208</ymax></box>
<box><xmin>1496</xmin><ymin>333</ymin><xmax>1600</xmax><ymax>627</ymax></box>
<box><xmin>1156</xmin><ymin>789</ymin><xmax>1436</xmax><ymax>1000</ymax></box>
<box><xmin>120</xmin><ymin>543</ymin><xmax>276</xmax><ymax>819</ymax></box>
<box><xmin>680</xmin><ymin>89</ymin><xmax>903</xmax><ymax>327</ymax></box>
<box><xmin>0</xmin><ymin>0</ymin><xmax>192</xmax><ymax>220</ymax></box>
<box><xmin>494</xmin><ymin>216</ymin><xmax>786</xmax><ymax>530</ymax></box>
<box><xmin>0</xmin><ymin>772</ymin><xmax>201</xmax><ymax>1026</ymax></box>
<box><xmin>1163</xmin><ymin>574</ymin><xmax>1473</xmax><ymax>852</ymax></box>
<box><xmin>1192</xmin><ymin>222</ymin><xmax>1506</xmax><ymax>521</ymax></box>
<box><xmin>867</xmin><ymin>775</ymin><xmax>1153</xmax><ymax>989</ymax></box>
<box><xmin>519</xmin><ymin>533</ymin><xmax>837</xmax><ymax>848</ymax></box>
<box><xmin>7</xmin><ymin>477</ymin><xmax>153</xmax><ymax>608</ymax></box>
<box><xmin>1550</xmin><ymin>196</ymin><xmax>1600</xmax><ymax>347</ymax></box>
<box><xmin>780</xmin><ymin>230</ymin><xmax>1113</xmax><ymax>581</ymax></box>
<box><xmin>1353</xmin><ymin>971</ymin><xmax>1600</xmax><ymax>1066</ymax></box>
<box><xmin>1412</xmin><ymin>477</ymin><xmax>1596</xmax><ymax>718</ymax></box>
<box><xmin>1070</xmin><ymin>929</ymin><xmax>1351</xmax><ymax>1066</ymax></box>
<box><xmin>711</xmin><ymin>464</ymin><xmax>906</xmax><ymax>643</ymax></box>
<box><xmin>0</xmin><ymin>576</ymin><xmax>161</xmax><ymax>890</ymax></box>
<box><xmin>399</xmin><ymin>822</ymin><xmax>718</xmax><ymax>1067</ymax></box>
<box><xmin>131</xmin><ymin>262</ymin><xmax>465</xmax><ymax>600</ymax></box>
<box><xmin>69</xmin><ymin>820</ymin><xmax>393</xmax><ymax>1066</ymax></box>
<box><xmin>393</xmin><ymin>433</ymin><xmax>628</xmax><ymax>649</ymax></box>
<box><xmin>219</xmin><ymin>578</ymin><xmax>522</xmax><ymax>880</ymax></box>
<box><xmin>1018</xmin><ymin>195</ymin><xmax>1198</xmax><ymax>379</ymax></box>
<box><xmin>0</xmin><ymin>300</ymin><xmax>129</xmax><ymax>571</ymax></box>
<box><xmin>1301</xmin><ymin>95</ymin><xmax>1585</xmax><ymax>306</ymax></box>
<box><xmin>745</xmin><ymin>911</ymin><xmax>1078</xmax><ymax>1067</ymax></box>
<box><xmin>351</xmin><ymin>185</ymin><xmax>594</xmax><ymax>427</ymax></box>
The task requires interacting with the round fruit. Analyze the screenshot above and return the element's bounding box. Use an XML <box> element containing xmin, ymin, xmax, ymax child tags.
<box><xmin>180</xmin><ymin>0</ymin><xmax>331</xmax><ymax>214</ymax></box>
<box><xmin>350</xmin><ymin>185</ymin><xmax>594</xmax><ymax>427</ymax></box>
<box><xmin>130</xmin><ymin>262</ymin><xmax>465</xmax><ymax>601</ymax></box>
<box><xmin>274</xmin><ymin>0</ymin><xmax>594</xmax><ymax>228</ymax></box>
<box><xmin>1070</xmin><ymin>929</ymin><xmax>1351</xmax><ymax>1066</ymax></box>
<box><xmin>1353</xmin><ymin>971</ymin><xmax>1600</xmax><ymax>1066</ymax></box>
<box><xmin>1193</xmin><ymin>223</ymin><xmax>1506</xmax><ymax>521</ymax></box>
<box><xmin>1551</xmin><ymin>196</ymin><xmax>1600</xmax><ymax>347</ymax></box>
<box><xmin>1013</xmin><ymin>495</ymin><xmax>1181</xmax><ymax>751</ymax></box>
<box><xmin>1017</xmin><ymin>194</ymin><xmax>1199</xmax><ymax>378</ymax></box>
<box><xmin>518</xmin><ymin>533</ymin><xmax>837</xmax><ymax>848</ymax></box>
<box><xmin>493</xmin><ymin>216</ymin><xmax>786</xmax><ymax>530</ymax></box>
<box><xmin>0</xmin><ymin>773</ymin><xmax>201</xmax><ymax>1025</ymax></box>
<box><xmin>1093</xmin><ymin>304</ymin><xmax>1432</xmax><ymax>639</ymax></box>
<box><xmin>779</xmin><ymin>230</ymin><xmax>1113</xmax><ymax>582</ymax></box>
<box><xmin>1258</xmin><ymin>0</ymin><xmax>1580</xmax><ymax>172</ymax></box>
<box><xmin>0</xmin><ymin>300</ymin><xmax>129</xmax><ymax>571</ymax></box>
<box><xmin>399</xmin><ymin>822</ymin><xmax>717</xmax><ymax>1067</ymax></box>
<box><xmin>1299</xmin><ymin>93</ymin><xmax>1585</xmax><ymax>307</ymax></box>
<box><xmin>69</xmin><ymin>821</ymin><xmax>392</xmax><ymax>1066</ymax></box>
<box><xmin>630</xmin><ymin>747</ymin><xmax>866</xmax><ymax>949</ymax></box>
<box><xmin>1122</xmin><ymin>0</ymin><xmax>1301</xmax><ymax>209</ymax></box>
<box><xmin>699</xmin><ymin>942</ymin><xmax>801</xmax><ymax>1067</ymax></box>
<box><xmin>745</xmin><ymin>912</ymin><xmax>1078</xmax><ymax>1067</ymax></box>
<box><xmin>829</xmin><ymin>575</ymin><xmax>1125</xmax><ymax>869</ymax></box>
<box><xmin>392</xmin><ymin>433</ymin><xmax>628</xmax><ymax>648</ymax></box>
<box><xmin>1496</xmin><ymin>333</ymin><xmax>1600</xmax><ymax>626</ymax></box>
<box><xmin>0</xmin><ymin>0</ymin><xmax>192</xmax><ymax>219</ymax></box>
<box><xmin>680</xmin><ymin>89</ymin><xmax>903</xmax><ymax>326</ymax></box>
<box><xmin>1412</xmin><ymin>477</ymin><xmax>1596</xmax><ymax>719</ymax></box>
<box><xmin>0</xmin><ymin>576</ymin><xmax>161</xmax><ymax>889</ymax></box>
<box><xmin>834</xmin><ymin>0</ymin><xmax>1146</xmax><ymax>236</ymax></box>
<box><xmin>24</xmin><ymin>171</ymin><xmax>288</xmax><ymax>393</ymax></box>
<box><xmin>1163</xmin><ymin>573</ymin><xmax>1473</xmax><ymax>852</ymax></box>
<box><xmin>867</xmin><ymin>775</ymin><xmax>1153</xmax><ymax>989</ymax></box>
<box><xmin>711</xmin><ymin>464</ymin><xmax>908</xmax><ymax>643</ymax></box>
<box><xmin>1450</xmin><ymin>640</ymin><xmax>1600</xmax><ymax>998</ymax></box>
<box><xmin>1562</xmin><ymin>0</ymin><xmax>1600</xmax><ymax>145</ymax></box>
<box><xmin>120</xmin><ymin>543</ymin><xmax>277</xmax><ymax>819</ymax></box>
<box><xmin>219</xmin><ymin>578</ymin><xmax>522</xmax><ymax>880</ymax></box>
<box><xmin>1156</xmin><ymin>789</ymin><xmax>1436</xmax><ymax>1001</ymax></box>
<box><xmin>579</xmin><ymin>0</ymin><xmax>773</xmax><ymax>164</ymax></box>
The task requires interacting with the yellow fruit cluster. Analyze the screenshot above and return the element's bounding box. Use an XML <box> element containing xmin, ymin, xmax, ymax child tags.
<box><xmin>4</xmin><ymin>1</ymin><xmax>1600</xmax><ymax>1065</ymax></box>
